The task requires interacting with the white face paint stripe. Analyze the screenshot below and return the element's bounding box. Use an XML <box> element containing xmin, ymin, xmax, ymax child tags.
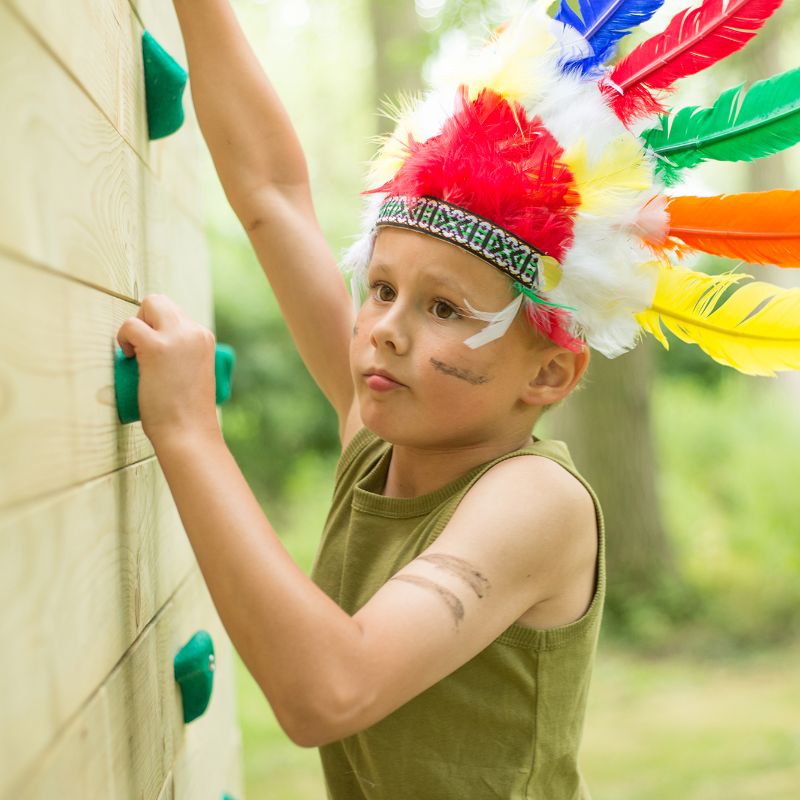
<box><xmin>462</xmin><ymin>293</ymin><xmax>524</xmax><ymax>349</ymax></box>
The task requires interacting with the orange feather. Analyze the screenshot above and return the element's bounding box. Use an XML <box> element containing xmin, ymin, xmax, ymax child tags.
<box><xmin>666</xmin><ymin>190</ymin><xmax>800</xmax><ymax>267</ymax></box>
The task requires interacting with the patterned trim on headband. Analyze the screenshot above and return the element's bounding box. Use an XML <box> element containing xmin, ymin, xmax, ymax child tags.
<box><xmin>375</xmin><ymin>195</ymin><xmax>546</xmax><ymax>290</ymax></box>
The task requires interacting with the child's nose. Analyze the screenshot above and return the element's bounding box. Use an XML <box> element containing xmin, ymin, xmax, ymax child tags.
<box><xmin>369</xmin><ymin>306</ymin><xmax>410</xmax><ymax>354</ymax></box>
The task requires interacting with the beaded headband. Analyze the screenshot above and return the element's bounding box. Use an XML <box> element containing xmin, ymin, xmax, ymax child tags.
<box><xmin>377</xmin><ymin>195</ymin><xmax>542</xmax><ymax>289</ymax></box>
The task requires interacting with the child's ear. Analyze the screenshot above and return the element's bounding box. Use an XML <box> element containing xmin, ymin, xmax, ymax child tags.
<box><xmin>522</xmin><ymin>345</ymin><xmax>590</xmax><ymax>406</ymax></box>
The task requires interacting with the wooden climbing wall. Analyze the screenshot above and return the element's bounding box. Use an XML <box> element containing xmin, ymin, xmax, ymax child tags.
<box><xmin>0</xmin><ymin>0</ymin><xmax>244</xmax><ymax>797</ymax></box>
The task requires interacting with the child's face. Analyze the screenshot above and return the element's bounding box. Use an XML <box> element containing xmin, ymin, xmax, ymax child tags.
<box><xmin>350</xmin><ymin>226</ymin><xmax>555</xmax><ymax>448</ymax></box>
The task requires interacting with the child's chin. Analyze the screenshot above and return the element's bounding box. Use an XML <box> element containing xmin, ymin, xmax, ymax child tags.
<box><xmin>360</xmin><ymin>409</ymin><xmax>399</xmax><ymax>440</ymax></box>
<box><xmin>360</xmin><ymin>408</ymin><xmax>416</xmax><ymax>445</ymax></box>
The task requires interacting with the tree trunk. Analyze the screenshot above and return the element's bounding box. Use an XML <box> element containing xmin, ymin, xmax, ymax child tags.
<box><xmin>365</xmin><ymin>0</ymin><xmax>428</xmax><ymax>135</ymax></box>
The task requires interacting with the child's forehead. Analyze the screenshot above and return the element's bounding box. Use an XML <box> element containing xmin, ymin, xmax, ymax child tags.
<box><xmin>369</xmin><ymin>258</ymin><xmax>467</xmax><ymax>294</ymax></box>
<box><xmin>370</xmin><ymin>227</ymin><xmax>511</xmax><ymax>297</ymax></box>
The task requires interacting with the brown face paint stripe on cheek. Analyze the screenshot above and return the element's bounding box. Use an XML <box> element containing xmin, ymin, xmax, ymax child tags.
<box><xmin>430</xmin><ymin>358</ymin><xmax>490</xmax><ymax>385</ymax></box>
<box><xmin>417</xmin><ymin>554</ymin><xmax>491</xmax><ymax>599</ymax></box>
<box><xmin>389</xmin><ymin>574</ymin><xmax>465</xmax><ymax>630</ymax></box>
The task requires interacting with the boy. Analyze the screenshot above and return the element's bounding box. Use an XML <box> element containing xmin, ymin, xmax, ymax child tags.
<box><xmin>117</xmin><ymin>1</ymin><xmax>800</xmax><ymax>796</ymax></box>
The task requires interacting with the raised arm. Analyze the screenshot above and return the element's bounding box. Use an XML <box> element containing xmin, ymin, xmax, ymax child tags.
<box><xmin>171</xmin><ymin>0</ymin><xmax>355</xmax><ymax>420</ymax></box>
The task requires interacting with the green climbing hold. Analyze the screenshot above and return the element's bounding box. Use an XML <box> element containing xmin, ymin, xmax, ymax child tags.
<box><xmin>214</xmin><ymin>343</ymin><xmax>236</xmax><ymax>407</ymax></box>
<box><xmin>142</xmin><ymin>30</ymin><xmax>188</xmax><ymax>140</ymax></box>
<box><xmin>174</xmin><ymin>630</ymin><xmax>216</xmax><ymax>724</ymax></box>
<box><xmin>114</xmin><ymin>342</ymin><xmax>236</xmax><ymax>424</ymax></box>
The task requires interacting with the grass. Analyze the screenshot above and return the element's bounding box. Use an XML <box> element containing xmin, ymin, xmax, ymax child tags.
<box><xmin>580</xmin><ymin>639</ymin><xmax>800</xmax><ymax>799</ymax></box>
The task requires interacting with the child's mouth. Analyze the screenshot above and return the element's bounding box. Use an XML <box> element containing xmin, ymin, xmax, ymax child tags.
<box><xmin>365</xmin><ymin>373</ymin><xmax>405</xmax><ymax>391</ymax></box>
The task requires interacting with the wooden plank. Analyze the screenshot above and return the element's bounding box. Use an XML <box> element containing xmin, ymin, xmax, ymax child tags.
<box><xmin>13</xmin><ymin>567</ymin><xmax>241</xmax><ymax>800</ymax></box>
<box><xmin>3</xmin><ymin>684</ymin><xmax>118</xmax><ymax>800</ymax></box>
<box><xmin>142</xmin><ymin>170</ymin><xmax>213</xmax><ymax>323</ymax></box>
<box><xmin>0</xmin><ymin>249</ymin><xmax>214</xmax><ymax>509</ymax></box>
<box><xmin>128</xmin><ymin>0</ymin><xmax>211</xmax><ymax>226</ymax></box>
<box><xmin>128</xmin><ymin>0</ymin><xmax>215</xmax><ymax>225</ymax></box>
<box><xmin>0</xmin><ymin>4</ymin><xmax>142</xmax><ymax>297</ymax></box>
<box><xmin>221</xmin><ymin>738</ymin><xmax>246</xmax><ymax>800</ymax></box>
<box><xmin>6</xmin><ymin>0</ymin><xmax>149</xmax><ymax>165</ymax></box>
<box><xmin>130</xmin><ymin>0</ymin><xmax>189</xmax><ymax>72</ymax></box>
<box><xmin>0</xmin><ymin>252</ymin><xmax>150</xmax><ymax>508</ymax></box>
<box><xmin>0</xmin><ymin>5</ymin><xmax>210</xmax><ymax>302</ymax></box>
<box><xmin>0</xmin><ymin>455</ymin><xmax>196</xmax><ymax>794</ymax></box>
<box><xmin>158</xmin><ymin>773</ymin><xmax>175</xmax><ymax>800</ymax></box>
<box><xmin>5</xmin><ymin>0</ymin><xmax>206</xmax><ymax>226</ymax></box>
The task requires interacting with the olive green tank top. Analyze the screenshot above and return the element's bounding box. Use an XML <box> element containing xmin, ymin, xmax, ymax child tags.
<box><xmin>309</xmin><ymin>427</ymin><xmax>606</xmax><ymax>800</ymax></box>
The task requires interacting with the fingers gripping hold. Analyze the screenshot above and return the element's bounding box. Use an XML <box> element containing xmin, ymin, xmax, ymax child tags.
<box><xmin>116</xmin><ymin>294</ymin><xmax>194</xmax><ymax>357</ymax></box>
<box><xmin>139</xmin><ymin>293</ymin><xmax>185</xmax><ymax>331</ymax></box>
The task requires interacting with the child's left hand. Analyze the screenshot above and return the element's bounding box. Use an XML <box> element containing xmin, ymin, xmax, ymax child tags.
<box><xmin>116</xmin><ymin>293</ymin><xmax>220</xmax><ymax>445</ymax></box>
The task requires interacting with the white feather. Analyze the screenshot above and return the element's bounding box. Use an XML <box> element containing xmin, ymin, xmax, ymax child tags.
<box><xmin>534</xmin><ymin>76</ymin><xmax>629</xmax><ymax>165</ymax></box>
<box><xmin>340</xmin><ymin>192</ymin><xmax>385</xmax><ymax>312</ymax></box>
<box><xmin>548</xmin><ymin>216</ymin><xmax>660</xmax><ymax>357</ymax></box>
<box><xmin>462</xmin><ymin>294</ymin><xmax>524</xmax><ymax>349</ymax></box>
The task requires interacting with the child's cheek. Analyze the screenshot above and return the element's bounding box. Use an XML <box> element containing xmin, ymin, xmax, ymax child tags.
<box><xmin>427</xmin><ymin>353</ymin><xmax>493</xmax><ymax>388</ymax></box>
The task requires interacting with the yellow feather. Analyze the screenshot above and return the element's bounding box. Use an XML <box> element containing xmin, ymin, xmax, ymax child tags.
<box><xmin>563</xmin><ymin>139</ymin><xmax>651</xmax><ymax>216</ymax></box>
<box><xmin>635</xmin><ymin>263</ymin><xmax>800</xmax><ymax>376</ymax></box>
<box><xmin>465</xmin><ymin>14</ymin><xmax>556</xmax><ymax>104</ymax></box>
<box><xmin>366</xmin><ymin>92</ymin><xmax>423</xmax><ymax>189</ymax></box>
<box><xmin>366</xmin><ymin>7</ymin><xmax>559</xmax><ymax>188</ymax></box>
<box><xmin>540</xmin><ymin>255</ymin><xmax>563</xmax><ymax>290</ymax></box>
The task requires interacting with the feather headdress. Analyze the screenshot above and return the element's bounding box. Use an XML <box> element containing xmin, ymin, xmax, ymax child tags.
<box><xmin>343</xmin><ymin>0</ymin><xmax>800</xmax><ymax>376</ymax></box>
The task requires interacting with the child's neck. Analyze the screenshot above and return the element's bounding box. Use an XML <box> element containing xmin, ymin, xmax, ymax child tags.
<box><xmin>381</xmin><ymin>431</ymin><xmax>535</xmax><ymax>499</ymax></box>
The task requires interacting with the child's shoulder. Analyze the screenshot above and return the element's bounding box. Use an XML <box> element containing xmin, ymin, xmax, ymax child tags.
<box><xmin>451</xmin><ymin>450</ymin><xmax>600</xmax><ymax>631</ymax></box>
<box><xmin>460</xmin><ymin>447</ymin><xmax>598</xmax><ymax>552</ymax></box>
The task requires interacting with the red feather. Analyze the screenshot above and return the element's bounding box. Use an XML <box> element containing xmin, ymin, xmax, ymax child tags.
<box><xmin>366</xmin><ymin>85</ymin><xmax>581</xmax><ymax>346</ymax></box>
<box><xmin>524</xmin><ymin>303</ymin><xmax>585</xmax><ymax>352</ymax></box>
<box><xmin>603</xmin><ymin>0</ymin><xmax>785</xmax><ymax>124</ymax></box>
<box><xmin>367</xmin><ymin>85</ymin><xmax>579</xmax><ymax>261</ymax></box>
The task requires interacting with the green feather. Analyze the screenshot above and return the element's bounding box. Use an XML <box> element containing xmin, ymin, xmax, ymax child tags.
<box><xmin>641</xmin><ymin>66</ymin><xmax>800</xmax><ymax>186</ymax></box>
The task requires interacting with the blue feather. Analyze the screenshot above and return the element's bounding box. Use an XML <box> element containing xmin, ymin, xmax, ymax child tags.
<box><xmin>554</xmin><ymin>0</ymin><xmax>666</xmax><ymax>74</ymax></box>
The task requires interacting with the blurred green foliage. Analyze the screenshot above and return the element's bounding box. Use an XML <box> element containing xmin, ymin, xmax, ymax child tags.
<box><xmin>210</xmin><ymin>223</ymin><xmax>339</xmax><ymax>518</ymax></box>
<box><xmin>650</xmin><ymin>374</ymin><xmax>800</xmax><ymax>652</ymax></box>
<box><xmin>585</xmin><ymin>371</ymin><xmax>800</xmax><ymax>655</ymax></box>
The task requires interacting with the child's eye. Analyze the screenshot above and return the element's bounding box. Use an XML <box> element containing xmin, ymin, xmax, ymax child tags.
<box><xmin>370</xmin><ymin>282</ymin><xmax>396</xmax><ymax>302</ymax></box>
<box><xmin>432</xmin><ymin>300</ymin><xmax>462</xmax><ymax>320</ymax></box>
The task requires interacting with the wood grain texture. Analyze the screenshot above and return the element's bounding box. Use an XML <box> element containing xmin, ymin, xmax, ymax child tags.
<box><xmin>0</xmin><ymin>452</ymin><xmax>196</xmax><ymax>793</ymax></box>
<box><xmin>5</xmin><ymin>0</ymin><xmax>205</xmax><ymax>226</ymax></box>
<box><xmin>141</xmin><ymin>172</ymin><xmax>213</xmax><ymax>313</ymax></box>
<box><xmin>6</xmin><ymin>0</ymin><xmax>149</xmax><ymax>162</ymax></box>
<box><xmin>0</xmin><ymin>4</ymin><xmax>209</xmax><ymax>303</ymax></box>
<box><xmin>129</xmin><ymin>0</ymin><xmax>211</xmax><ymax>224</ymax></box>
<box><xmin>0</xmin><ymin>4</ymin><xmax>143</xmax><ymax>297</ymax></box>
<box><xmin>0</xmin><ymin>1</ymin><xmax>242</xmax><ymax>795</ymax></box>
<box><xmin>173</xmin><ymin>637</ymin><xmax>245</xmax><ymax>800</ymax></box>
<box><xmin>10</xmin><ymin>568</ymin><xmax>241</xmax><ymax>800</ymax></box>
<box><xmin>0</xmin><ymin>252</ymin><xmax>149</xmax><ymax>507</ymax></box>
<box><xmin>157</xmin><ymin>773</ymin><xmax>175</xmax><ymax>800</ymax></box>
<box><xmin>0</xmin><ymin>253</ymin><xmax>214</xmax><ymax>510</ymax></box>
<box><xmin>156</xmin><ymin>720</ymin><xmax>246</xmax><ymax>800</ymax></box>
